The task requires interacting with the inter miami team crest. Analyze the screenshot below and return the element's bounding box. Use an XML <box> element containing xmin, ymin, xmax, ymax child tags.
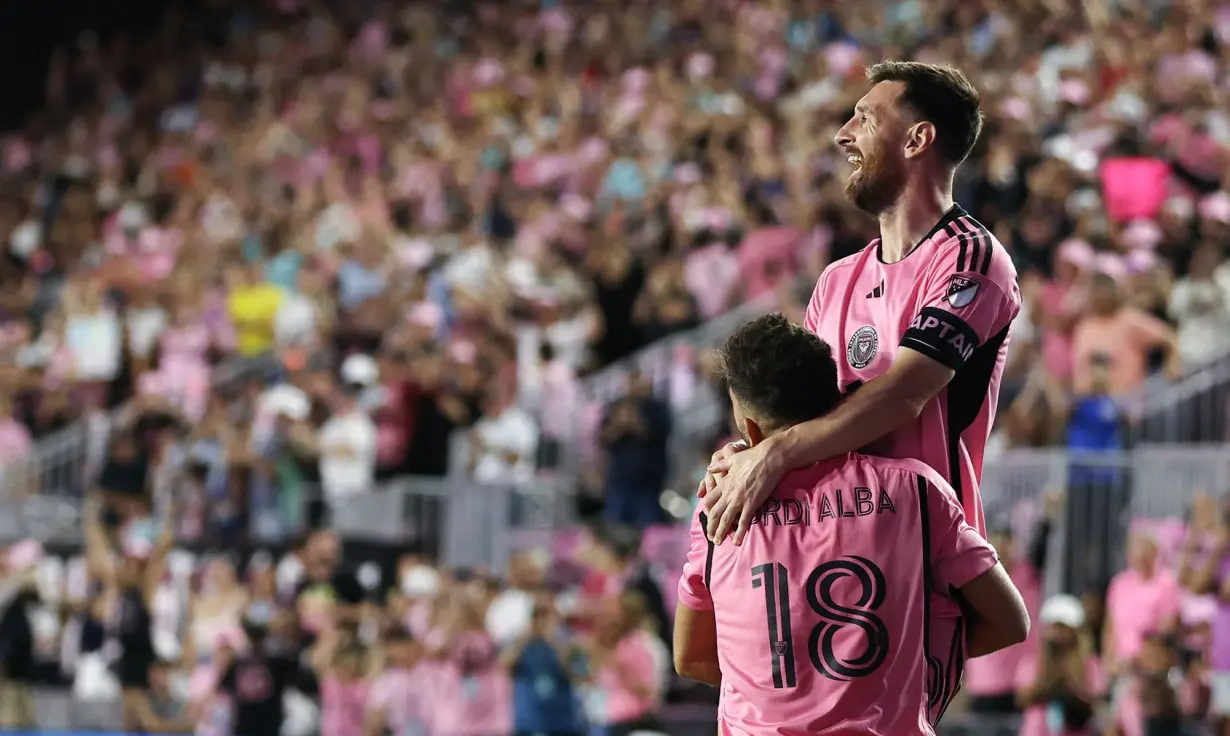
<box><xmin>847</xmin><ymin>325</ymin><xmax>879</xmax><ymax>369</ymax></box>
<box><xmin>946</xmin><ymin>274</ymin><xmax>981</xmax><ymax>308</ymax></box>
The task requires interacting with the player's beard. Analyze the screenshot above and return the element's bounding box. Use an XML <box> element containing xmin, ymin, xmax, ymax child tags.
<box><xmin>844</xmin><ymin>147</ymin><xmax>905</xmax><ymax>216</ymax></box>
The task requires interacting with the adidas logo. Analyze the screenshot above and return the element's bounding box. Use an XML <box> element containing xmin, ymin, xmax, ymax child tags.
<box><xmin>865</xmin><ymin>280</ymin><xmax>885</xmax><ymax>298</ymax></box>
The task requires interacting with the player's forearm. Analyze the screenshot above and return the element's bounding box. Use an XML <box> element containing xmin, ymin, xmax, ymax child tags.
<box><xmin>676</xmin><ymin>658</ymin><xmax>722</xmax><ymax>687</ymax></box>
<box><xmin>775</xmin><ymin>377</ymin><xmax>925</xmax><ymax>469</ymax></box>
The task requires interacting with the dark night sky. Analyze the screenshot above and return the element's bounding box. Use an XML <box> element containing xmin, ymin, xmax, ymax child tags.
<box><xmin>0</xmin><ymin>0</ymin><xmax>175</xmax><ymax>130</ymax></box>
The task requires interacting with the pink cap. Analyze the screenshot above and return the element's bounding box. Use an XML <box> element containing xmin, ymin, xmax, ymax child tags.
<box><xmin>999</xmin><ymin>97</ymin><xmax>1031</xmax><ymax>121</ymax></box>
<box><xmin>473</xmin><ymin>59</ymin><xmax>505</xmax><ymax>87</ymax></box>
<box><xmin>449</xmin><ymin>340</ymin><xmax>478</xmax><ymax>364</ymax></box>
<box><xmin>1056</xmin><ymin>238</ymin><xmax>1095</xmax><ymax>268</ymax></box>
<box><xmin>1121</xmin><ymin>220</ymin><xmax>1163</xmax><ymax>251</ymax></box>
<box><xmin>6</xmin><ymin>540</ymin><xmax>44</xmax><ymax>571</ymax></box>
<box><xmin>1125</xmin><ymin>249</ymin><xmax>1157</xmax><ymax>275</ymax></box>
<box><xmin>407</xmin><ymin>301</ymin><xmax>444</xmax><ymax>329</ymax></box>
<box><xmin>1059</xmin><ymin>79</ymin><xmax>1091</xmax><ymax>106</ymax></box>
<box><xmin>823</xmin><ymin>42</ymin><xmax>861</xmax><ymax>78</ymax></box>
<box><xmin>674</xmin><ymin>163</ymin><xmax>702</xmax><ymax>184</ymax></box>
<box><xmin>686</xmin><ymin>53</ymin><xmax>714</xmax><ymax>79</ymax></box>
<box><xmin>1095</xmin><ymin>252</ymin><xmax>1127</xmax><ymax>281</ymax></box>
<box><xmin>1198</xmin><ymin>191</ymin><xmax>1230</xmax><ymax>223</ymax></box>
<box><xmin>396</xmin><ymin>239</ymin><xmax>435</xmax><ymax>271</ymax></box>
<box><xmin>561</xmin><ymin>194</ymin><xmax>591</xmax><ymax>222</ymax></box>
<box><xmin>622</xmin><ymin>67</ymin><xmax>651</xmax><ymax>92</ymax></box>
<box><xmin>124</xmin><ymin>537</ymin><xmax>154</xmax><ymax>560</ymax></box>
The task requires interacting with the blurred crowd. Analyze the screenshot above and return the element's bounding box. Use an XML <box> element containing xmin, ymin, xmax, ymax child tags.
<box><xmin>1</xmin><ymin>0</ymin><xmax>1229</xmax><ymax>515</ymax></box>
<box><xmin>0</xmin><ymin>520</ymin><xmax>685</xmax><ymax>735</ymax></box>
<box><xmin>955</xmin><ymin>490</ymin><xmax>1230</xmax><ymax>736</ymax></box>
<box><xmin>5</xmin><ymin>0</ymin><xmax>1230</xmax><ymax>733</ymax></box>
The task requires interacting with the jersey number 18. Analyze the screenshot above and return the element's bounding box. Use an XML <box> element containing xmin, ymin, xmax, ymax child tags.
<box><xmin>751</xmin><ymin>556</ymin><xmax>890</xmax><ymax>688</ymax></box>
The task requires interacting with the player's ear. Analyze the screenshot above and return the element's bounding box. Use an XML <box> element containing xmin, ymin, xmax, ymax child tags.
<box><xmin>903</xmin><ymin>121</ymin><xmax>936</xmax><ymax>160</ymax></box>
<box><xmin>742</xmin><ymin>417</ymin><xmax>765</xmax><ymax>448</ymax></box>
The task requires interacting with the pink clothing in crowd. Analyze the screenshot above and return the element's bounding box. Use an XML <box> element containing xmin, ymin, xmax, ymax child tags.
<box><xmin>1105</xmin><ymin>568</ymin><xmax>1181</xmax><ymax>664</ymax></box>
<box><xmin>964</xmin><ymin>564</ymin><xmax>1043</xmax><ymax>697</ymax></box>
<box><xmin>737</xmin><ymin>226</ymin><xmax>800</xmax><ymax>298</ymax></box>
<box><xmin>423</xmin><ymin>660</ymin><xmax>513</xmax><ymax>736</ymax></box>
<box><xmin>593</xmin><ymin>629</ymin><xmax>668</xmax><ymax>725</ymax></box>
<box><xmin>538</xmin><ymin>360</ymin><xmax>579</xmax><ymax>440</ymax></box>
<box><xmin>0</xmin><ymin>416</ymin><xmax>33</xmax><ymax>468</ymax></box>
<box><xmin>320</xmin><ymin>676</ymin><xmax>370</xmax><ymax>736</ymax></box>
<box><xmin>366</xmin><ymin>666</ymin><xmax>433</xmax><ymax>735</ymax></box>
<box><xmin>1015</xmin><ymin>655</ymin><xmax>1105</xmax><ymax>736</ymax></box>
<box><xmin>684</xmin><ymin>244</ymin><xmax>741</xmax><ymax>319</ymax></box>
<box><xmin>1071</xmin><ymin>307</ymin><xmax>1172</xmax><ymax>396</ymax></box>
<box><xmin>679</xmin><ymin>454</ymin><xmax>999</xmax><ymax>735</ymax></box>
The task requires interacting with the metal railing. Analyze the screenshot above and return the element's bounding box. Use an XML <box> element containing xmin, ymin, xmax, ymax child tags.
<box><xmin>1137</xmin><ymin>349</ymin><xmax>1230</xmax><ymax>443</ymax></box>
<box><xmin>0</xmin><ymin>352</ymin><xmax>291</xmax><ymax>504</ymax></box>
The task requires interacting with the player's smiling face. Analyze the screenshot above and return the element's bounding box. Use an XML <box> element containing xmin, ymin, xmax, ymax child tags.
<box><xmin>834</xmin><ymin>81</ymin><xmax>910</xmax><ymax>216</ymax></box>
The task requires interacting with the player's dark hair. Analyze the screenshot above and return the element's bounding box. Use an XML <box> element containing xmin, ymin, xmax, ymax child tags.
<box><xmin>866</xmin><ymin>61</ymin><xmax>983</xmax><ymax>166</ymax></box>
<box><xmin>717</xmin><ymin>313</ymin><xmax>841</xmax><ymax>429</ymax></box>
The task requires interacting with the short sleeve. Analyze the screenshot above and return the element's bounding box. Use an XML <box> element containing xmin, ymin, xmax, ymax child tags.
<box><xmin>802</xmin><ymin>270</ymin><xmax>828</xmax><ymax>334</ymax></box>
<box><xmin>677</xmin><ymin>504</ymin><xmax>714</xmax><ymax>611</ymax></box>
<box><xmin>900</xmin><ymin>234</ymin><xmax>1021</xmax><ymax>371</ymax></box>
<box><xmin>922</xmin><ymin>470</ymin><xmax>999</xmax><ymax>592</ymax></box>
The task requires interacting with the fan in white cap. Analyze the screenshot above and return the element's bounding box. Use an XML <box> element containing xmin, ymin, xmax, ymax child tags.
<box><xmin>1039</xmin><ymin>593</ymin><xmax>1086</xmax><ymax>630</ymax></box>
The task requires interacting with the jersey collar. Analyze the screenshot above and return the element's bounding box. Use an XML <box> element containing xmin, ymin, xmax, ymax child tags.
<box><xmin>875</xmin><ymin>203</ymin><xmax>967</xmax><ymax>265</ymax></box>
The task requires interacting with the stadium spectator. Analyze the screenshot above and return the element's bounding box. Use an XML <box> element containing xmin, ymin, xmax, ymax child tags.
<box><xmin>317</xmin><ymin>378</ymin><xmax>377</xmax><ymax>512</ymax></box>
<box><xmin>586</xmin><ymin>591</ymin><xmax>668</xmax><ymax>736</ymax></box>
<box><xmin>1105</xmin><ymin>533</ymin><xmax>1182</xmax><ymax>680</ymax></box>
<box><xmin>966</xmin><ymin>496</ymin><xmax>1059</xmax><ymax>723</ymax></box>
<box><xmin>469</xmin><ymin>385</ymin><xmax>540</xmax><ymax>486</ymax></box>
<box><xmin>1071</xmin><ymin>272</ymin><xmax>1181</xmax><ymax>398</ymax></box>
<box><xmin>599</xmin><ymin>372</ymin><xmax>670</xmax><ymax>528</ymax></box>
<box><xmin>1016</xmin><ymin>594</ymin><xmax>1103</xmax><ymax>736</ymax></box>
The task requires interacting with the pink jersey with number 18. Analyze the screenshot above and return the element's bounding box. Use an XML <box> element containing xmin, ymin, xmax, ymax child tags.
<box><xmin>803</xmin><ymin>204</ymin><xmax>1021</xmax><ymax>538</ymax></box>
<box><xmin>678</xmin><ymin>453</ymin><xmax>998</xmax><ymax>736</ymax></box>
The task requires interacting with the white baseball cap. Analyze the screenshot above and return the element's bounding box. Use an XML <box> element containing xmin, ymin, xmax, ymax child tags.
<box><xmin>1040</xmin><ymin>594</ymin><xmax>1086</xmax><ymax>629</ymax></box>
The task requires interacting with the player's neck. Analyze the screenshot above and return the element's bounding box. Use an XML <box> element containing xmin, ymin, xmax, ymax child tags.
<box><xmin>877</xmin><ymin>180</ymin><xmax>954</xmax><ymax>264</ymax></box>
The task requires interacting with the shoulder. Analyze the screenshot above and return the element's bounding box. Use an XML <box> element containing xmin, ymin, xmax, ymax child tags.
<box><xmin>819</xmin><ymin>245</ymin><xmax>874</xmax><ymax>282</ymax></box>
<box><xmin>848</xmin><ymin>452</ymin><xmax>941</xmax><ymax>486</ymax></box>
<box><xmin>930</xmin><ymin>213</ymin><xmax>1018</xmax><ymax>289</ymax></box>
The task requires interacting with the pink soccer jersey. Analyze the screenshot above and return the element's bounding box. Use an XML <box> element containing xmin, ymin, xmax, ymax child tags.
<box><xmin>803</xmin><ymin>205</ymin><xmax>1021</xmax><ymax>537</ymax></box>
<box><xmin>678</xmin><ymin>453</ymin><xmax>998</xmax><ymax>736</ymax></box>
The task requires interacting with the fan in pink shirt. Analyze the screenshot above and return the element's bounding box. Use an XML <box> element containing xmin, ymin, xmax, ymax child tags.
<box><xmin>1104</xmin><ymin>533</ymin><xmax>1181</xmax><ymax>677</ymax></box>
<box><xmin>674</xmin><ymin>314</ymin><xmax>1029</xmax><ymax>735</ymax></box>
<box><xmin>421</xmin><ymin>616</ymin><xmax>513</xmax><ymax>736</ymax></box>
<box><xmin>365</xmin><ymin>632</ymin><xmax>434</xmax><ymax>736</ymax></box>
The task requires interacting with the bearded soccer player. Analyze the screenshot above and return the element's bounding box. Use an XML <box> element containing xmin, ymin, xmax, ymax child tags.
<box><xmin>702</xmin><ymin>61</ymin><xmax>1020</xmax><ymax>546</ymax></box>
<box><xmin>674</xmin><ymin>314</ymin><xmax>1028</xmax><ymax>736</ymax></box>
<box><xmin>700</xmin><ymin>61</ymin><xmax>1020</xmax><ymax>724</ymax></box>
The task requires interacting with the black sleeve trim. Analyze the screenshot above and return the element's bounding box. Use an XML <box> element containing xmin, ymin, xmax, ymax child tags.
<box><xmin>900</xmin><ymin>306</ymin><xmax>980</xmax><ymax>371</ymax></box>
<box><xmin>698</xmin><ymin>512</ymin><xmax>715</xmax><ymax>590</ymax></box>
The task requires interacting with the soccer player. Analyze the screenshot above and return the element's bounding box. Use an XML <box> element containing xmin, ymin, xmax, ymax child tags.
<box><xmin>673</xmin><ymin>314</ymin><xmax>1028</xmax><ymax>735</ymax></box>
<box><xmin>701</xmin><ymin>61</ymin><xmax>1021</xmax><ymax>545</ymax></box>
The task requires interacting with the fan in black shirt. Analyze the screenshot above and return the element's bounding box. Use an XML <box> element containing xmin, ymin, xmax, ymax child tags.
<box><xmin>217</xmin><ymin>619</ymin><xmax>303</xmax><ymax>736</ymax></box>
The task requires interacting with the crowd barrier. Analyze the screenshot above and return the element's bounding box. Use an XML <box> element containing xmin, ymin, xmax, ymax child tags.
<box><xmin>2</xmin><ymin>446</ymin><xmax>1227</xmax><ymax>591</ymax></box>
<box><xmin>7</xmin><ymin>295</ymin><xmax>1230</xmax><ymax>511</ymax></box>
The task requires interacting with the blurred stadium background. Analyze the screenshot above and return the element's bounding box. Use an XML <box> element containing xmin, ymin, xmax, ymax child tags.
<box><xmin>2</xmin><ymin>0</ymin><xmax>1230</xmax><ymax>734</ymax></box>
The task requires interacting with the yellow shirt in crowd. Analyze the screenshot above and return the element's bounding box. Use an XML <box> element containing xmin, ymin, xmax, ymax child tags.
<box><xmin>228</xmin><ymin>283</ymin><xmax>284</xmax><ymax>356</ymax></box>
